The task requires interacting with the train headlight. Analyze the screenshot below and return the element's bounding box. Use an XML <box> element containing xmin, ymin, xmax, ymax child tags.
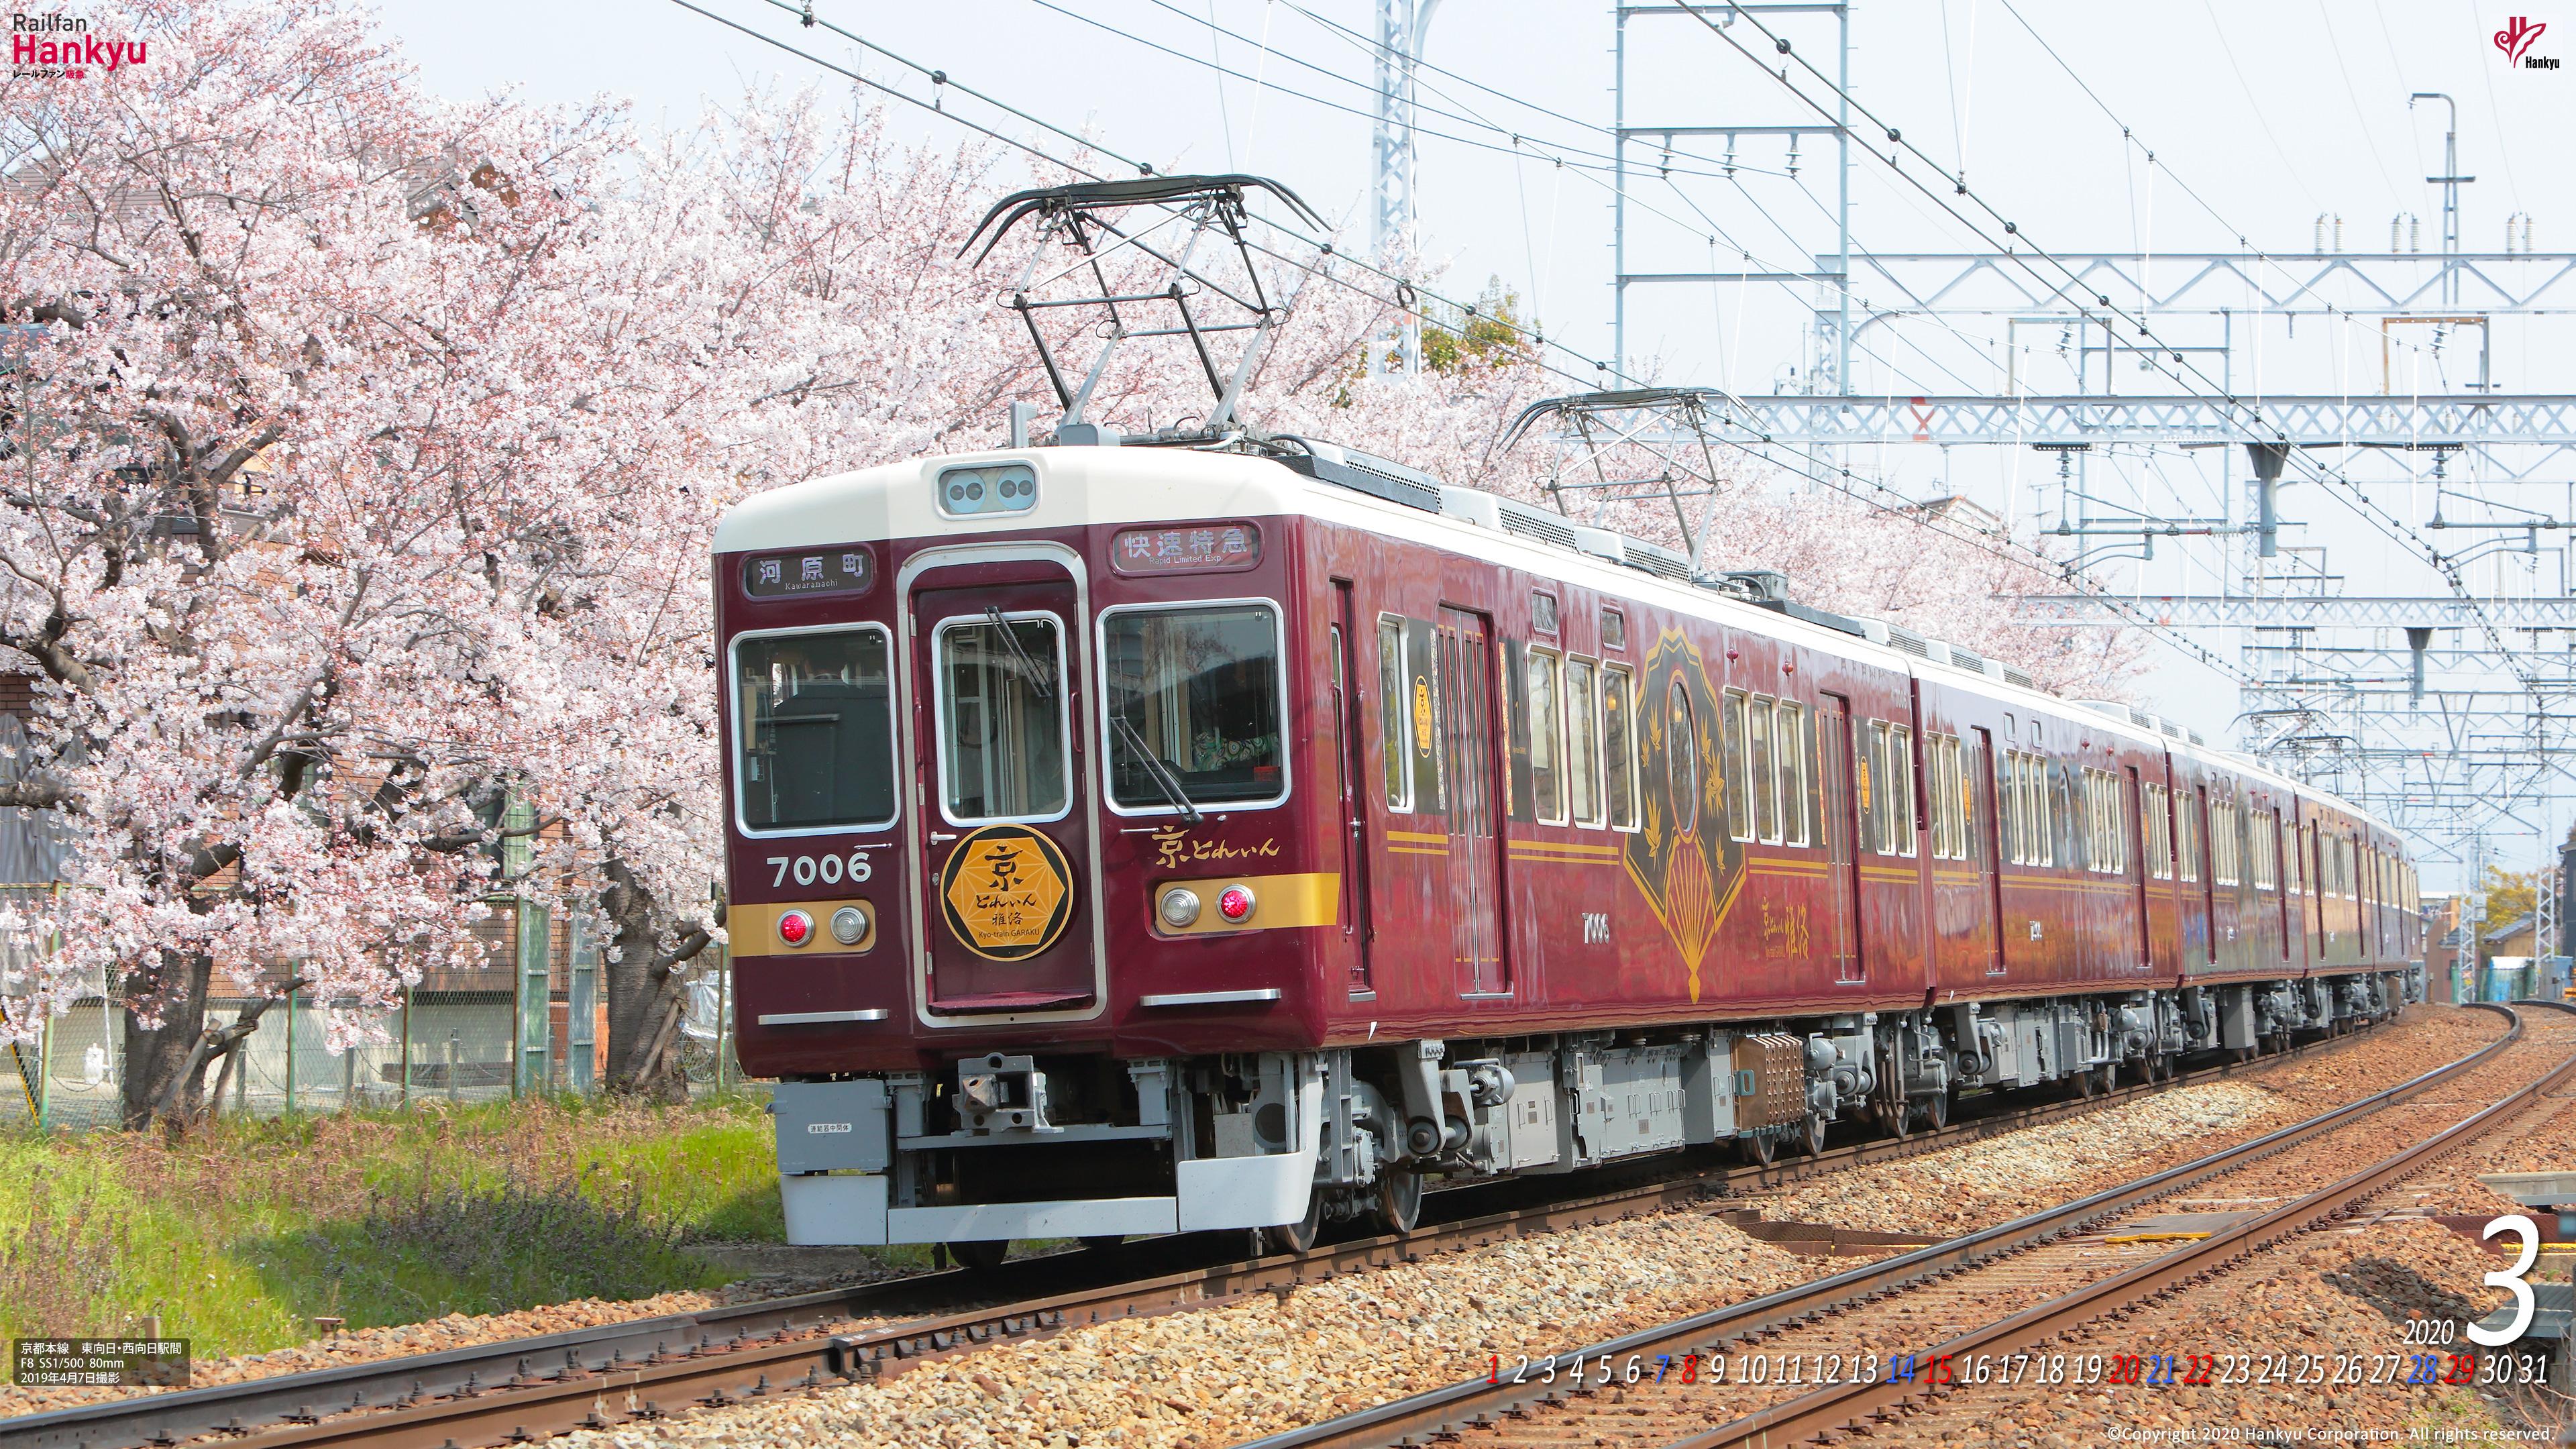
<box><xmin>1218</xmin><ymin>885</ymin><xmax>1256</xmax><ymax>922</ymax></box>
<box><xmin>777</xmin><ymin>910</ymin><xmax>814</xmax><ymax>947</ymax></box>
<box><xmin>829</xmin><ymin>906</ymin><xmax>869</xmax><ymax>947</ymax></box>
<box><xmin>1158</xmin><ymin>888</ymin><xmax>1201</xmax><ymax>928</ymax></box>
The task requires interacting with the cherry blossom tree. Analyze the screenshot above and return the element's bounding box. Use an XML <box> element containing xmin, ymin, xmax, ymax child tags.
<box><xmin>0</xmin><ymin>0</ymin><xmax>2138</xmax><ymax>1125</ymax></box>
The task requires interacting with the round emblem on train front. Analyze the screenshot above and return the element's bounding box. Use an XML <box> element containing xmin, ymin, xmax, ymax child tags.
<box><xmin>937</xmin><ymin>824</ymin><xmax>1075</xmax><ymax>961</ymax></box>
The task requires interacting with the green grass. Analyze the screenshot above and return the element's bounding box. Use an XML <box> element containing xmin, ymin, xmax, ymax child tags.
<box><xmin>0</xmin><ymin>1093</ymin><xmax>799</xmax><ymax>1357</ymax></box>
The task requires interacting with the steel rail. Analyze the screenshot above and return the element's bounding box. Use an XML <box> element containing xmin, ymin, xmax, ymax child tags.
<box><xmin>1231</xmin><ymin>1002</ymin><xmax>2559</xmax><ymax>1449</ymax></box>
<box><xmin>0</xmin><ymin>1011</ymin><xmax>2420</xmax><ymax>1449</ymax></box>
<box><xmin>1675</xmin><ymin>998</ymin><xmax>2576</xmax><ymax>1448</ymax></box>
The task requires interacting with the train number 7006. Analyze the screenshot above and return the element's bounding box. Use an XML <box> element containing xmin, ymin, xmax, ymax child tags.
<box><xmin>767</xmin><ymin>851</ymin><xmax>874</xmax><ymax>888</ymax></box>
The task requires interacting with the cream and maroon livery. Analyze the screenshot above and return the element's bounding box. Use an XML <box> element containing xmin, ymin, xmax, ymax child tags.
<box><xmin>718</xmin><ymin>443</ymin><xmax>2425</xmax><ymax>1251</ymax></box>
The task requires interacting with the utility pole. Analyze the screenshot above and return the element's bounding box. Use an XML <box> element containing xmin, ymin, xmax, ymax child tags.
<box><xmin>1372</xmin><ymin>0</ymin><xmax>1442</xmax><ymax>375</ymax></box>
<box><xmin>2410</xmin><ymin>93</ymin><xmax>2472</xmax><ymax>307</ymax></box>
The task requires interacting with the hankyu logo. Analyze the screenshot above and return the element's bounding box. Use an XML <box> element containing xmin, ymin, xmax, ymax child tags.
<box><xmin>2495</xmin><ymin>15</ymin><xmax>2559</xmax><ymax>68</ymax></box>
<box><xmin>9</xmin><ymin>12</ymin><xmax>150</xmax><ymax>78</ymax></box>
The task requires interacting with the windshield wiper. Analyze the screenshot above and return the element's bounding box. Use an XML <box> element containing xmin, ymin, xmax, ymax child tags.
<box><xmin>983</xmin><ymin>606</ymin><xmax>1053</xmax><ymax>698</ymax></box>
<box><xmin>1110</xmin><ymin>712</ymin><xmax>1202</xmax><ymax>824</ymax></box>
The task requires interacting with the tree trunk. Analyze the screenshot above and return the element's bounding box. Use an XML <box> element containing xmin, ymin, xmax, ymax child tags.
<box><xmin>119</xmin><ymin>951</ymin><xmax>214</xmax><ymax>1129</ymax></box>
<box><xmin>599</xmin><ymin>859</ymin><xmax>694</xmax><ymax>1103</ymax></box>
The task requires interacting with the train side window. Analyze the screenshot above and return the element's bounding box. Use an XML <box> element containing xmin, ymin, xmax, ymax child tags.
<box><xmin>1603</xmin><ymin>665</ymin><xmax>1640</xmax><ymax>831</ymax></box>
<box><xmin>1750</xmin><ymin>694</ymin><xmax>1779</xmax><ymax>843</ymax></box>
<box><xmin>1775</xmin><ymin>700</ymin><xmax>1809</xmax><ymax>846</ymax></box>
<box><xmin>1924</xmin><ymin>737</ymin><xmax>1950</xmax><ymax>859</ymax></box>
<box><xmin>1723</xmin><ymin>690</ymin><xmax>1755</xmax><ymax>842</ymax></box>
<box><xmin>1565</xmin><ymin>656</ymin><xmax>1603</xmax><ymax>827</ymax></box>
<box><xmin>1526</xmin><ymin>647</ymin><xmax>1566</xmax><ymax>824</ymax></box>
<box><xmin>1376</xmin><ymin>616</ymin><xmax>1413</xmax><ymax>813</ymax></box>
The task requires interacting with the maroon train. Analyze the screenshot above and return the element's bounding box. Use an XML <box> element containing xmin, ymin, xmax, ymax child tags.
<box><xmin>716</xmin><ymin>437</ymin><xmax>2424</xmax><ymax>1256</ymax></box>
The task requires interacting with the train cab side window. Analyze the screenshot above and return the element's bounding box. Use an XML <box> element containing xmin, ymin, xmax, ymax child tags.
<box><xmin>1564</xmin><ymin>656</ymin><xmax>1603</xmax><ymax>827</ymax></box>
<box><xmin>1377</xmin><ymin>616</ymin><xmax>1411</xmax><ymax>813</ymax></box>
<box><xmin>733</xmin><ymin>625</ymin><xmax>899</xmax><ymax>833</ymax></box>
<box><xmin>1102</xmin><ymin>603</ymin><xmax>1285</xmax><ymax>813</ymax></box>
<box><xmin>1775</xmin><ymin>700</ymin><xmax>1809</xmax><ymax>847</ymax></box>
<box><xmin>1526</xmin><ymin>647</ymin><xmax>1566</xmax><ymax>824</ymax></box>
<box><xmin>1723</xmin><ymin>690</ymin><xmax>1755</xmax><ymax>843</ymax></box>
<box><xmin>1603</xmin><ymin>665</ymin><xmax>1640</xmax><ymax>831</ymax></box>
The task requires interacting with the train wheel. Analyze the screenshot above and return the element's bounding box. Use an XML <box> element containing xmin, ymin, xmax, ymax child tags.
<box><xmin>1879</xmin><ymin>1097</ymin><xmax>1911</xmax><ymax>1141</ymax></box>
<box><xmin>1375</xmin><ymin>1169</ymin><xmax>1424</xmax><ymax>1236</ymax></box>
<box><xmin>1924</xmin><ymin>1091</ymin><xmax>1950</xmax><ymax>1131</ymax></box>
<box><xmin>1740</xmin><ymin>1131</ymin><xmax>1778</xmax><ymax>1167</ymax></box>
<box><xmin>1799</xmin><ymin>1113</ymin><xmax>1829</xmax><ymax>1158</ymax></box>
<box><xmin>2074</xmin><ymin>1067</ymin><xmax>2097</xmax><ymax>1099</ymax></box>
<box><xmin>1268</xmin><ymin>1184</ymin><xmax>1326</xmax><ymax>1255</ymax></box>
<box><xmin>2096</xmin><ymin>1061</ymin><xmax>2118</xmax><ymax>1093</ymax></box>
<box><xmin>945</xmin><ymin>1240</ymin><xmax>1009</xmax><ymax>1272</ymax></box>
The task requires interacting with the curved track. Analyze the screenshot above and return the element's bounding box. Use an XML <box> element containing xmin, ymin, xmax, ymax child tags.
<box><xmin>0</xmin><ymin>1011</ymin><xmax>2455</xmax><ymax>1449</ymax></box>
<box><xmin>1234</xmin><ymin>1000</ymin><xmax>2576</xmax><ymax>1449</ymax></box>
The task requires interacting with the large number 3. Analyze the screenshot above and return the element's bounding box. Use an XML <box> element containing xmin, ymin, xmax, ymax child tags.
<box><xmin>2464</xmin><ymin>1214</ymin><xmax>2539</xmax><ymax>1348</ymax></box>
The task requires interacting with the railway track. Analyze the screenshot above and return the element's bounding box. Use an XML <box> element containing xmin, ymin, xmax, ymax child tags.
<box><xmin>1237</xmin><ymin>1000</ymin><xmax>2576</xmax><ymax>1449</ymax></box>
<box><xmin>0</xmin><ymin>1009</ymin><xmax>2450</xmax><ymax>1449</ymax></box>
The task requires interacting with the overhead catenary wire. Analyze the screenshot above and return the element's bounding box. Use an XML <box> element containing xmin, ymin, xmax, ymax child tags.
<box><xmin>1663</xmin><ymin>0</ymin><xmax>2542</xmax><ymax>708</ymax></box>
<box><xmin>668</xmin><ymin>0</ymin><xmax>2265</xmax><ymax>686</ymax></box>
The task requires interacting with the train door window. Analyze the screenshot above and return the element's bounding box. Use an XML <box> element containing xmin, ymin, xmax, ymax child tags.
<box><xmin>1603</xmin><ymin>665</ymin><xmax>1640</xmax><ymax>831</ymax></box>
<box><xmin>1525</xmin><ymin>647</ymin><xmax>1566</xmax><ymax>824</ymax></box>
<box><xmin>934</xmin><ymin>612</ymin><xmax>1069</xmax><ymax>823</ymax></box>
<box><xmin>1724</xmin><ymin>690</ymin><xmax>1756</xmax><ymax>842</ymax></box>
<box><xmin>1776</xmin><ymin>701</ymin><xmax>1810</xmax><ymax>846</ymax></box>
<box><xmin>1377</xmin><ymin>616</ymin><xmax>1413</xmax><ymax>813</ymax></box>
<box><xmin>1996</xmin><ymin>750</ymin><xmax>2020</xmax><ymax>864</ymax></box>
<box><xmin>2178</xmin><ymin>791</ymin><xmax>2200</xmax><ymax>882</ymax></box>
<box><xmin>1564</xmin><ymin>656</ymin><xmax>1603</xmax><ymax>827</ymax></box>
<box><xmin>2145</xmin><ymin>784</ymin><xmax>2172</xmax><ymax>880</ymax></box>
<box><xmin>1861</xmin><ymin>720</ymin><xmax>1888</xmax><ymax>853</ymax></box>
<box><xmin>2110</xmin><ymin>772</ymin><xmax>2129</xmax><ymax>875</ymax></box>
<box><xmin>1102</xmin><ymin>602</ymin><xmax>1286</xmax><ymax>813</ymax></box>
<box><xmin>1923</xmin><ymin>736</ymin><xmax>1958</xmax><ymax>860</ymax></box>
<box><xmin>1601</xmin><ymin>607</ymin><xmax>1627</xmax><ymax>652</ymax></box>
<box><xmin>1750</xmin><ymin>694</ymin><xmax>1779</xmax><ymax>843</ymax></box>
<box><xmin>733</xmin><ymin>625</ymin><xmax>899</xmax><ymax>834</ymax></box>
<box><xmin>1667</xmin><ymin>678</ymin><xmax>1700</xmax><ymax>835</ymax></box>
<box><xmin>1891</xmin><ymin>725</ymin><xmax>1918</xmax><ymax>857</ymax></box>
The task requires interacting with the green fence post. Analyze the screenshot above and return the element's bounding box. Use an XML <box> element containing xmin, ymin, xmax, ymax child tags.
<box><xmin>282</xmin><ymin>983</ymin><xmax>297</xmax><ymax>1116</ymax></box>
<box><xmin>34</xmin><ymin>1000</ymin><xmax>49</xmax><ymax>1132</ymax></box>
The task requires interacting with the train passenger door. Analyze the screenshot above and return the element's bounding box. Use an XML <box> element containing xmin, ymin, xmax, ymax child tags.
<box><xmin>910</xmin><ymin>572</ymin><xmax>1096</xmax><ymax>1015</ymax></box>
<box><xmin>1820</xmin><ymin>693</ymin><xmax>1864</xmax><ymax>983</ymax></box>
<box><xmin>1330</xmin><ymin>582</ymin><xmax>1373</xmax><ymax>993</ymax></box>
<box><xmin>1436</xmin><ymin>606</ymin><xmax>1507</xmax><ymax>996</ymax></box>
<box><xmin>2125</xmin><ymin>765</ymin><xmax>2151</xmax><ymax>970</ymax></box>
<box><xmin>1976</xmin><ymin>727</ymin><xmax>2005</xmax><ymax>975</ymax></box>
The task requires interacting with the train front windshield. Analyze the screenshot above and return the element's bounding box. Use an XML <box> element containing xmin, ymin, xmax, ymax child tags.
<box><xmin>734</xmin><ymin>627</ymin><xmax>898</xmax><ymax>831</ymax></box>
<box><xmin>1102</xmin><ymin>603</ymin><xmax>1284</xmax><ymax>809</ymax></box>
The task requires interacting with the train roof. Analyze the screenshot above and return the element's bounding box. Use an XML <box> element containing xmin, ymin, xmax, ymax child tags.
<box><xmin>714</xmin><ymin>443</ymin><xmax>2392</xmax><ymax>841</ymax></box>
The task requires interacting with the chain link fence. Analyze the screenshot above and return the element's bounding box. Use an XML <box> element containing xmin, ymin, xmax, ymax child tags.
<box><xmin>0</xmin><ymin>888</ymin><xmax>743</xmax><ymax>1132</ymax></box>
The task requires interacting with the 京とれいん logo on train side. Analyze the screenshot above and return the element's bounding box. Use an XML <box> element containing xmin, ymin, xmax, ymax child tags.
<box><xmin>1623</xmin><ymin>630</ymin><xmax>1743</xmax><ymax>1004</ymax></box>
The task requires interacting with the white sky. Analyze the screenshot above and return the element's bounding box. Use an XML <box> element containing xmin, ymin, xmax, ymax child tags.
<box><xmin>372</xmin><ymin>0</ymin><xmax>2576</xmax><ymax>885</ymax></box>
